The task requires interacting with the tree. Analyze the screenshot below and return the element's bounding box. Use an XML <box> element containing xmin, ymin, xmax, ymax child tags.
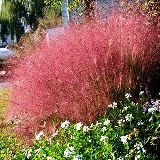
<box><xmin>0</xmin><ymin>0</ymin><xmax>27</xmax><ymax>42</ymax></box>
<box><xmin>0</xmin><ymin>0</ymin><xmax>48</xmax><ymax>42</ymax></box>
<box><xmin>0</xmin><ymin>0</ymin><xmax>98</xmax><ymax>43</ymax></box>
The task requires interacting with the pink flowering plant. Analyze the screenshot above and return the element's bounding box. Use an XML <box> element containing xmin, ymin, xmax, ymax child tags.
<box><xmin>5</xmin><ymin>11</ymin><xmax>160</xmax><ymax>136</ymax></box>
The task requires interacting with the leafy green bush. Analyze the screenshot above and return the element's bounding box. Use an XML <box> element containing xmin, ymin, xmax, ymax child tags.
<box><xmin>15</xmin><ymin>94</ymin><xmax>160</xmax><ymax>159</ymax></box>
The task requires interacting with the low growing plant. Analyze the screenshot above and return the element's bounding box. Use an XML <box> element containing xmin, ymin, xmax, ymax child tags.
<box><xmin>15</xmin><ymin>93</ymin><xmax>160</xmax><ymax>159</ymax></box>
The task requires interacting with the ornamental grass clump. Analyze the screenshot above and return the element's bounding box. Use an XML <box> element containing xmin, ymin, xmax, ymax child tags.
<box><xmin>5</xmin><ymin>12</ymin><xmax>160</xmax><ymax>135</ymax></box>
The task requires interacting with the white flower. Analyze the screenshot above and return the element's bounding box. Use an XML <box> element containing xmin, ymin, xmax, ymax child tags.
<box><xmin>83</xmin><ymin>125</ymin><xmax>89</xmax><ymax>132</ymax></box>
<box><xmin>108</xmin><ymin>102</ymin><xmax>117</xmax><ymax>109</ymax></box>
<box><xmin>137</xmin><ymin>121</ymin><xmax>144</xmax><ymax>126</ymax></box>
<box><xmin>73</xmin><ymin>154</ymin><xmax>83</xmax><ymax>160</ymax></box>
<box><xmin>112</xmin><ymin>102</ymin><xmax>117</xmax><ymax>108</ymax></box>
<box><xmin>68</xmin><ymin>145</ymin><xmax>74</xmax><ymax>152</ymax></box>
<box><xmin>135</xmin><ymin>154</ymin><xmax>141</xmax><ymax>160</ymax></box>
<box><xmin>125</xmin><ymin>114</ymin><xmax>133</xmax><ymax>122</ymax></box>
<box><xmin>139</xmin><ymin>91</ymin><xmax>144</xmax><ymax>95</ymax></box>
<box><xmin>61</xmin><ymin>120</ymin><xmax>70</xmax><ymax>128</ymax></box>
<box><xmin>135</xmin><ymin>145</ymin><xmax>140</xmax><ymax>150</ymax></box>
<box><xmin>26</xmin><ymin>149</ymin><xmax>32</xmax><ymax>159</ymax></box>
<box><xmin>100</xmin><ymin>136</ymin><xmax>108</xmax><ymax>142</ymax></box>
<box><xmin>139</xmin><ymin>143</ymin><xmax>146</xmax><ymax>153</ymax></box>
<box><xmin>63</xmin><ymin>145</ymin><xmax>75</xmax><ymax>158</ymax></box>
<box><xmin>148</xmin><ymin>107</ymin><xmax>156</xmax><ymax>113</ymax></box>
<box><xmin>122</xmin><ymin>106</ymin><xmax>128</xmax><ymax>112</ymax></box>
<box><xmin>64</xmin><ymin>149</ymin><xmax>70</xmax><ymax>158</ymax></box>
<box><xmin>110</xmin><ymin>152</ymin><xmax>116</xmax><ymax>160</ymax></box>
<box><xmin>149</xmin><ymin>116</ymin><xmax>153</xmax><ymax>122</ymax></box>
<box><xmin>35</xmin><ymin>131</ymin><xmax>43</xmax><ymax>141</ymax></box>
<box><xmin>103</xmin><ymin>118</ymin><xmax>110</xmax><ymax>126</ymax></box>
<box><xmin>96</xmin><ymin>121</ymin><xmax>102</xmax><ymax>126</ymax></box>
<box><xmin>47</xmin><ymin>156</ymin><xmax>54</xmax><ymax>160</ymax></box>
<box><xmin>123</xmin><ymin>106</ymin><xmax>128</xmax><ymax>111</ymax></box>
<box><xmin>101</xmin><ymin>127</ymin><xmax>107</xmax><ymax>132</ymax></box>
<box><xmin>35</xmin><ymin>148</ymin><xmax>41</xmax><ymax>154</ymax></box>
<box><xmin>118</xmin><ymin>119</ymin><xmax>123</xmax><ymax>126</ymax></box>
<box><xmin>43</xmin><ymin>154</ymin><xmax>47</xmax><ymax>157</ymax></box>
<box><xmin>134</xmin><ymin>142</ymin><xmax>146</xmax><ymax>153</ymax></box>
<box><xmin>108</xmin><ymin>104</ymin><xmax>113</xmax><ymax>108</ymax></box>
<box><xmin>125</xmin><ymin>93</ymin><xmax>132</xmax><ymax>99</ymax></box>
<box><xmin>76</xmin><ymin>122</ymin><xmax>83</xmax><ymax>130</ymax></box>
<box><xmin>131</xmin><ymin>101</ymin><xmax>136</xmax><ymax>105</ymax></box>
<box><xmin>154</xmin><ymin>100</ymin><xmax>160</xmax><ymax>110</ymax></box>
<box><xmin>120</xmin><ymin>135</ymin><xmax>128</xmax><ymax>144</ymax></box>
<box><xmin>90</xmin><ymin>123</ymin><xmax>94</xmax><ymax>128</ymax></box>
<box><xmin>142</xmin><ymin>147</ymin><xmax>146</xmax><ymax>153</ymax></box>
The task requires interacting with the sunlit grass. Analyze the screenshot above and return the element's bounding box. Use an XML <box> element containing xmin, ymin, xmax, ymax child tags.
<box><xmin>0</xmin><ymin>88</ymin><xmax>25</xmax><ymax>159</ymax></box>
<box><xmin>0</xmin><ymin>88</ymin><xmax>10</xmax><ymax>119</ymax></box>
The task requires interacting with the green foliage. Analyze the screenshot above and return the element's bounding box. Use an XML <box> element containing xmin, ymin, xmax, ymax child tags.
<box><xmin>0</xmin><ymin>124</ymin><xmax>23</xmax><ymax>160</ymax></box>
<box><xmin>0</xmin><ymin>0</ymin><xmax>58</xmax><ymax>42</ymax></box>
<box><xmin>14</xmin><ymin>94</ymin><xmax>160</xmax><ymax>159</ymax></box>
<box><xmin>0</xmin><ymin>88</ymin><xmax>23</xmax><ymax>160</ymax></box>
<box><xmin>0</xmin><ymin>0</ymin><xmax>27</xmax><ymax>42</ymax></box>
<box><xmin>0</xmin><ymin>90</ymin><xmax>160</xmax><ymax>159</ymax></box>
<box><xmin>43</xmin><ymin>0</ymin><xmax>61</xmax><ymax>20</ymax></box>
<box><xmin>0</xmin><ymin>0</ymin><xmax>84</xmax><ymax>42</ymax></box>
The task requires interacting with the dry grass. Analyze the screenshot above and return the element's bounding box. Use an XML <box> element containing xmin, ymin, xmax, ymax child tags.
<box><xmin>0</xmin><ymin>88</ymin><xmax>10</xmax><ymax>119</ymax></box>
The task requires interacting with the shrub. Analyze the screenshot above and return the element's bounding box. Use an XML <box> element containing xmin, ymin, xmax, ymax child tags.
<box><xmin>5</xmin><ymin>11</ymin><xmax>160</xmax><ymax>135</ymax></box>
<box><xmin>15</xmin><ymin>94</ymin><xmax>160</xmax><ymax>159</ymax></box>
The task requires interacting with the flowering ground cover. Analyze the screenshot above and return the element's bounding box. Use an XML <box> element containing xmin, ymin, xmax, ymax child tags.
<box><xmin>0</xmin><ymin>89</ymin><xmax>160</xmax><ymax>159</ymax></box>
<box><xmin>14</xmin><ymin>94</ymin><xmax>160</xmax><ymax>159</ymax></box>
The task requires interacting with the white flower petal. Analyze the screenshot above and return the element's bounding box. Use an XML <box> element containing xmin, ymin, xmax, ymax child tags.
<box><xmin>61</xmin><ymin>120</ymin><xmax>70</xmax><ymax>128</ymax></box>
<box><xmin>100</xmin><ymin>136</ymin><xmax>108</xmax><ymax>142</ymax></box>
<box><xmin>125</xmin><ymin>93</ymin><xmax>132</xmax><ymax>99</ymax></box>
<box><xmin>120</xmin><ymin>135</ymin><xmax>128</xmax><ymax>143</ymax></box>
<box><xmin>83</xmin><ymin>125</ymin><xmax>89</xmax><ymax>132</ymax></box>
<box><xmin>76</xmin><ymin>122</ymin><xmax>83</xmax><ymax>130</ymax></box>
<box><xmin>101</xmin><ymin>127</ymin><xmax>107</xmax><ymax>132</ymax></box>
<box><xmin>103</xmin><ymin>118</ymin><xmax>110</xmax><ymax>126</ymax></box>
<box><xmin>125</xmin><ymin>114</ymin><xmax>133</xmax><ymax>121</ymax></box>
<box><xmin>35</xmin><ymin>131</ymin><xmax>43</xmax><ymax>141</ymax></box>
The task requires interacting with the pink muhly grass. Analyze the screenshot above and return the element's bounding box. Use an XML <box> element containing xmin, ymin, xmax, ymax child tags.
<box><xmin>5</xmin><ymin>12</ymin><xmax>160</xmax><ymax>135</ymax></box>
